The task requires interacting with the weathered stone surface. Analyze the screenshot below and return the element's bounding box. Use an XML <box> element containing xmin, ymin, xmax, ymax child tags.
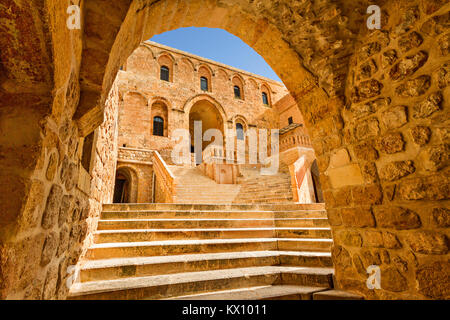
<box><xmin>40</xmin><ymin>232</ymin><xmax>58</xmax><ymax>266</ymax></box>
<box><xmin>327</xmin><ymin>209</ymin><xmax>342</xmax><ymax>227</ymax></box>
<box><xmin>359</xmin><ymin>59</ymin><xmax>378</xmax><ymax>79</ymax></box>
<box><xmin>431</xmin><ymin>207</ymin><xmax>450</xmax><ymax>228</ymax></box>
<box><xmin>354</xmin><ymin>118</ymin><xmax>380</xmax><ymax>140</ymax></box>
<box><xmin>363</xmin><ymin>230</ymin><xmax>383</xmax><ymax>248</ymax></box>
<box><xmin>410</xmin><ymin>126</ymin><xmax>431</xmax><ymax>145</ymax></box>
<box><xmin>58</xmin><ymin>195</ymin><xmax>74</xmax><ymax>227</ymax></box>
<box><xmin>56</xmin><ymin>258</ymin><xmax>69</xmax><ymax>299</ymax></box>
<box><xmin>379</xmin><ymin>160</ymin><xmax>415</xmax><ymax>181</ymax></box>
<box><xmin>420</xmin><ymin>0</ymin><xmax>448</xmax><ymax>15</ymax></box>
<box><xmin>435</xmin><ymin>62</ymin><xmax>450</xmax><ymax>89</ymax></box>
<box><xmin>377</xmin><ymin>132</ymin><xmax>405</xmax><ymax>154</ymax></box>
<box><xmin>41</xmin><ymin>185</ymin><xmax>63</xmax><ymax>229</ymax></box>
<box><xmin>416</xmin><ymin>261</ymin><xmax>450</xmax><ymax>299</ymax></box>
<box><xmin>341</xmin><ymin>207</ymin><xmax>375</xmax><ymax>228</ymax></box>
<box><xmin>438</xmin><ymin>33</ymin><xmax>450</xmax><ymax>56</ymax></box>
<box><xmin>382</xmin><ymin>232</ymin><xmax>402</xmax><ymax>249</ymax></box>
<box><xmin>412</xmin><ymin>91</ymin><xmax>443</xmax><ymax>118</ymax></box>
<box><xmin>398</xmin><ymin>31</ymin><xmax>423</xmax><ymax>53</ymax></box>
<box><xmin>395</xmin><ymin>75</ymin><xmax>431</xmax><ymax>97</ymax></box>
<box><xmin>381</xmin><ymin>106</ymin><xmax>407</xmax><ymax>129</ymax></box>
<box><xmin>397</xmin><ymin>175</ymin><xmax>450</xmax><ymax>201</ymax></box>
<box><xmin>353</xmin><ymin>141</ymin><xmax>379</xmax><ymax>161</ymax></box>
<box><xmin>384</xmin><ymin>184</ymin><xmax>396</xmax><ymax>201</ymax></box>
<box><xmin>72</xmin><ymin>199</ymin><xmax>82</xmax><ymax>222</ymax></box>
<box><xmin>327</xmin><ymin>164</ymin><xmax>365</xmax><ymax>188</ymax></box>
<box><xmin>352</xmin><ymin>80</ymin><xmax>383</xmax><ymax>102</ymax></box>
<box><xmin>420</xmin><ymin>12</ymin><xmax>450</xmax><ymax>36</ymax></box>
<box><xmin>373</xmin><ymin>206</ymin><xmax>421</xmax><ymax>230</ymax></box>
<box><xmin>361</xmin><ymin>162</ymin><xmax>379</xmax><ymax>184</ymax></box>
<box><xmin>336</xmin><ymin>230</ymin><xmax>362</xmax><ymax>247</ymax></box>
<box><xmin>381</xmin><ymin>49</ymin><xmax>398</xmax><ymax>69</ymax></box>
<box><xmin>407</xmin><ymin>231</ymin><xmax>448</xmax><ymax>254</ymax></box>
<box><xmin>332</xmin><ymin>245</ymin><xmax>352</xmax><ymax>273</ymax></box>
<box><xmin>389</xmin><ymin>51</ymin><xmax>428</xmax><ymax>81</ymax></box>
<box><xmin>42</xmin><ymin>264</ymin><xmax>58</xmax><ymax>300</ymax></box>
<box><xmin>328</xmin><ymin>148</ymin><xmax>351</xmax><ymax>169</ymax></box>
<box><xmin>45</xmin><ymin>152</ymin><xmax>58</xmax><ymax>182</ymax></box>
<box><xmin>352</xmin><ymin>184</ymin><xmax>383</xmax><ymax>206</ymax></box>
<box><xmin>381</xmin><ymin>267</ymin><xmax>408</xmax><ymax>292</ymax></box>
<box><xmin>361</xmin><ymin>249</ymin><xmax>381</xmax><ymax>266</ymax></box>
<box><xmin>419</xmin><ymin>144</ymin><xmax>450</xmax><ymax>172</ymax></box>
<box><xmin>57</xmin><ymin>225</ymin><xmax>70</xmax><ymax>257</ymax></box>
<box><xmin>358</xmin><ymin>42</ymin><xmax>381</xmax><ymax>61</ymax></box>
<box><xmin>352</xmin><ymin>254</ymin><xmax>366</xmax><ymax>275</ymax></box>
<box><xmin>351</xmin><ymin>98</ymin><xmax>390</xmax><ymax>119</ymax></box>
<box><xmin>394</xmin><ymin>6</ymin><xmax>420</xmax><ymax>36</ymax></box>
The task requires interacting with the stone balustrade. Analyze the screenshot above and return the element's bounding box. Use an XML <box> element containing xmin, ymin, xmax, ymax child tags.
<box><xmin>118</xmin><ymin>147</ymin><xmax>154</xmax><ymax>164</ymax></box>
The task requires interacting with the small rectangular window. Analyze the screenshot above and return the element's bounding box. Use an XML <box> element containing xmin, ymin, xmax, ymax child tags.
<box><xmin>288</xmin><ymin>117</ymin><xmax>293</xmax><ymax>125</ymax></box>
<box><xmin>200</xmin><ymin>77</ymin><xmax>208</xmax><ymax>91</ymax></box>
<box><xmin>160</xmin><ymin>66</ymin><xmax>170</xmax><ymax>81</ymax></box>
<box><xmin>262</xmin><ymin>92</ymin><xmax>269</xmax><ymax>105</ymax></box>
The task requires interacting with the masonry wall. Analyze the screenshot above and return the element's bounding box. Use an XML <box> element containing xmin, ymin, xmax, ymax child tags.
<box><xmin>116</xmin><ymin>42</ymin><xmax>288</xmax><ymax>153</ymax></box>
<box><xmin>308</xmin><ymin>3</ymin><xmax>450</xmax><ymax>299</ymax></box>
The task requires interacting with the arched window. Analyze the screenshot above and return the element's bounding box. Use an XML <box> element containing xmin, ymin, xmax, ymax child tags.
<box><xmin>262</xmin><ymin>92</ymin><xmax>269</xmax><ymax>105</ymax></box>
<box><xmin>236</xmin><ymin>123</ymin><xmax>244</xmax><ymax>140</ymax></box>
<box><xmin>160</xmin><ymin>66</ymin><xmax>169</xmax><ymax>81</ymax></box>
<box><xmin>234</xmin><ymin>86</ymin><xmax>241</xmax><ymax>99</ymax></box>
<box><xmin>153</xmin><ymin>116</ymin><xmax>164</xmax><ymax>136</ymax></box>
<box><xmin>200</xmin><ymin>76</ymin><xmax>208</xmax><ymax>91</ymax></box>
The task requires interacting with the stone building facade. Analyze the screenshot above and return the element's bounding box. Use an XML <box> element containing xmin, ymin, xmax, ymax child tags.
<box><xmin>112</xmin><ymin>41</ymin><xmax>317</xmax><ymax>204</ymax></box>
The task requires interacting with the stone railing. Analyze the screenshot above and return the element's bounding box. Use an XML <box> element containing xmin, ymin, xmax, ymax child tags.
<box><xmin>152</xmin><ymin>150</ymin><xmax>176</xmax><ymax>202</ymax></box>
<box><xmin>117</xmin><ymin>147</ymin><xmax>153</xmax><ymax>164</ymax></box>
<box><xmin>280</xmin><ymin>130</ymin><xmax>312</xmax><ymax>153</ymax></box>
<box><xmin>202</xmin><ymin>144</ymin><xmax>225</xmax><ymax>164</ymax></box>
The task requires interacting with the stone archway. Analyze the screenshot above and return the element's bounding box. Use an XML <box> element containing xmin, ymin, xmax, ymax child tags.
<box><xmin>113</xmin><ymin>166</ymin><xmax>138</xmax><ymax>203</ymax></box>
<box><xmin>188</xmin><ymin>99</ymin><xmax>226</xmax><ymax>164</ymax></box>
<box><xmin>0</xmin><ymin>0</ymin><xmax>449</xmax><ymax>300</ymax></box>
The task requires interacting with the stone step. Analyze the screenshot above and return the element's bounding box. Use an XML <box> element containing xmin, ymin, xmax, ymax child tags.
<box><xmin>102</xmin><ymin>203</ymin><xmax>325</xmax><ymax>212</ymax></box>
<box><xmin>164</xmin><ymin>285</ymin><xmax>329</xmax><ymax>300</ymax></box>
<box><xmin>93</xmin><ymin>227</ymin><xmax>332</xmax><ymax>243</ymax></box>
<box><xmin>68</xmin><ymin>266</ymin><xmax>334</xmax><ymax>300</ymax></box>
<box><xmin>87</xmin><ymin>238</ymin><xmax>332</xmax><ymax>260</ymax></box>
<box><xmin>313</xmin><ymin>289</ymin><xmax>364</xmax><ymax>300</ymax></box>
<box><xmin>97</xmin><ymin>217</ymin><xmax>329</xmax><ymax>230</ymax></box>
<box><xmin>101</xmin><ymin>209</ymin><xmax>328</xmax><ymax>220</ymax></box>
<box><xmin>79</xmin><ymin>251</ymin><xmax>332</xmax><ymax>282</ymax></box>
<box><xmin>278</xmin><ymin>238</ymin><xmax>333</xmax><ymax>252</ymax></box>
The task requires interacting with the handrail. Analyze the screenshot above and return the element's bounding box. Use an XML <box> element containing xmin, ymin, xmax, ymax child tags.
<box><xmin>152</xmin><ymin>150</ymin><xmax>176</xmax><ymax>202</ymax></box>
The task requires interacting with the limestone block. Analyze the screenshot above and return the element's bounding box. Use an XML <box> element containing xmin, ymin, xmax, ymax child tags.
<box><xmin>327</xmin><ymin>164</ymin><xmax>364</xmax><ymax>188</ymax></box>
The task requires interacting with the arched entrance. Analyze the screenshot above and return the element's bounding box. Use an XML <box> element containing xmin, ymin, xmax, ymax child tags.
<box><xmin>112</xmin><ymin>167</ymin><xmax>138</xmax><ymax>203</ymax></box>
<box><xmin>188</xmin><ymin>99</ymin><xmax>225</xmax><ymax>164</ymax></box>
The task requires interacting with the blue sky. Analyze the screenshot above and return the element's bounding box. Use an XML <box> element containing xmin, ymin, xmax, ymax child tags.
<box><xmin>150</xmin><ymin>27</ymin><xmax>281</xmax><ymax>82</ymax></box>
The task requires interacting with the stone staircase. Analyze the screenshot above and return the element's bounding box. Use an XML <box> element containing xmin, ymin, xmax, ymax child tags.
<box><xmin>68</xmin><ymin>203</ymin><xmax>361</xmax><ymax>300</ymax></box>
<box><xmin>168</xmin><ymin>165</ymin><xmax>242</xmax><ymax>204</ymax></box>
<box><xmin>234</xmin><ymin>166</ymin><xmax>294</xmax><ymax>203</ymax></box>
<box><xmin>166</xmin><ymin>164</ymin><xmax>295</xmax><ymax>204</ymax></box>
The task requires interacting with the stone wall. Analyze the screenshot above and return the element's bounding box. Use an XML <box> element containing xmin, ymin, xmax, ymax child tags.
<box><xmin>0</xmin><ymin>74</ymin><xmax>119</xmax><ymax>299</ymax></box>
<box><xmin>116</xmin><ymin>41</ymin><xmax>287</xmax><ymax>152</ymax></box>
<box><xmin>319</xmin><ymin>2</ymin><xmax>449</xmax><ymax>299</ymax></box>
